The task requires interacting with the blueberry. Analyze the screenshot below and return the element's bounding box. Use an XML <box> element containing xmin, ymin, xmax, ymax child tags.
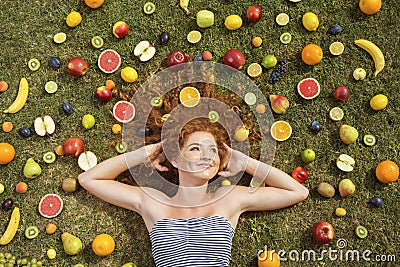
<box><xmin>137</xmin><ymin>127</ymin><xmax>152</xmax><ymax>137</ymax></box>
<box><xmin>19</xmin><ymin>127</ymin><xmax>31</xmax><ymax>137</ymax></box>
<box><xmin>193</xmin><ymin>54</ymin><xmax>203</xmax><ymax>61</ymax></box>
<box><xmin>49</xmin><ymin>56</ymin><xmax>61</xmax><ymax>69</ymax></box>
<box><xmin>370</xmin><ymin>197</ymin><xmax>383</xmax><ymax>207</ymax></box>
<box><xmin>62</xmin><ymin>102</ymin><xmax>73</xmax><ymax>115</ymax></box>
<box><xmin>160</xmin><ymin>32</ymin><xmax>169</xmax><ymax>45</ymax></box>
<box><xmin>328</xmin><ymin>24</ymin><xmax>343</xmax><ymax>35</ymax></box>
<box><xmin>310</xmin><ymin>120</ymin><xmax>322</xmax><ymax>134</ymax></box>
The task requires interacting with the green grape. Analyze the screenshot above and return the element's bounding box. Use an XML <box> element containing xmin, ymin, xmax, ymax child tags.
<box><xmin>0</xmin><ymin>263</ymin><xmax>5</xmax><ymax>267</ymax></box>
<box><xmin>31</xmin><ymin>264</ymin><xmax>37</xmax><ymax>267</ymax></box>
<box><xmin>4</xmin><ymin>254</ymin><xmax>11</xmax><ymax>260</ymax></box>
<box><xmin>21</xmin><ymin>258</ymin><xmax>28</xmax><ymax>265</ymax></box>
<box><xmin>30</xmin><ymin>258</ymin><xmax>37</xmax><ymax>264</ymax></box>
<box><xmin>6</xmin><ymin>263</ymin><xmax>13</xmax><ymax>267</ymax></box>
<box><xmin>17</xmin><ymin>259</ymin><xmax>22</xmax><ymax>265</ymax></box>
<box><xmin>0</xmin><ymin>259</ymin><xmax>5</xmax><ymax>264</ymax></box>
<box><xmin>0</xmin><ymin>253</ymin><xmax>4</xmax><ymax>258</ymax></box>
<box><xmin>36</xmin><ymin>261</ymin><xmax>42</xmax><ymax>267</ymax></box>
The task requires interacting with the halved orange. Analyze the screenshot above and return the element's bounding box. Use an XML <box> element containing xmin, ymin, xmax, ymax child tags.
<box><xmin>270</xmin><ymin>121</ymin><xmax>292</xmax><ymax>141</ymax></box>
<box><xmin>179</xmin><ymin>87</ymin><xmax>200</xmax><ymax>107</ymax></box>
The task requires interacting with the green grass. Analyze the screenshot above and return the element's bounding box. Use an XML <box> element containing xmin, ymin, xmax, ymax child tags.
<box><xmin>0</xmin><ymin>0</ymin><xmax>399</xmax><ymax>266</ymax></box>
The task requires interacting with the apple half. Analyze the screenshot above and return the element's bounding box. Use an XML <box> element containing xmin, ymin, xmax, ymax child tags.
<box><xmin>133</xmin><ymin>41</ymin><xmax>156</xmax><ymax>62</ymax></box>
<box><xmin>34</xmin><ymin>115</ymin><xmax>56</xmax><ymax>136</ymax></box>
<box><xmin>77</xmin><ymin>151</ymin><xmax>98</xmax><ymax>171</ymax></box>
<box><xmin>336</xmin><ymin>154</ymin><xmax>355</xmax><ymax>172</ymax></box>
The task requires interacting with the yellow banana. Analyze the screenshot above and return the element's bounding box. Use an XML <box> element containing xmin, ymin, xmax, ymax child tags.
<box><xmin>354</xmin><ymin>39</ymin><xmax>385</xmax><ymax>79</ymax></box>
<box><xmin>179</xmin><ymin>0</ymin><xmax>190</xmax><ymax>15</ymax></box>
<box><xmin>0</xmin><ymin>207</ymin><xmax>20</xmax><ymax>245</ymax></box>
<box><xmin>3</xmin><ymin>78</ymin><xmax>29</xmax><ymax>113</ymax></box>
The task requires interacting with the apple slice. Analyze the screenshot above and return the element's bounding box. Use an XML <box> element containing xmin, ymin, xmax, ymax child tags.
<box><xmin>34</xmin><ymin>115</ymin><xmax>56</xmax><ymax>136</ymax></box>
<box><xmin>77</xmin><ymin>151</ymin><xmax>98</xmax><ymax>171</ymax></box>
<box><xmin>336</xmin><ymin>154</ymin><xmax>355</xmax><ymax>172</ymax></box>
<box><xmin>133</xmin><ymin>41</ymin><xmax>156</xmax><ymax>62</ymax></box>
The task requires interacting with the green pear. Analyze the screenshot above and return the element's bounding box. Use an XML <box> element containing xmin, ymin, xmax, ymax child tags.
<box><xmin>62</xmin><ymin>232</ymin><xmax>83</xmax><ymax>255</ymax></box>
<box><xmin>339</xmin><ymin>125</ymin><xmax>359</xmax><ymax>144</ymax></box>
<box><xmin>23</xmin><ymin>158</ymin><xmax>42</xmax><ymax>178</ymax></box>
<box><xmin>338</xmin><ymin>179</ymin><xmax>355</xmax><ymax>197</ymax></box>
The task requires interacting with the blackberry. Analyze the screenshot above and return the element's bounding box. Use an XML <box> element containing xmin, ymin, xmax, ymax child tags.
<box><xmin>269</xmin><ymin>60</ymin><xmax>287</xmax><ymax>84</ymax></box>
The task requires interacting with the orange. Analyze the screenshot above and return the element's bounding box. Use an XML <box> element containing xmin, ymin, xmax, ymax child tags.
<box><xmin>105</xmin><ymin>79</ymin><xmax>115</xmax><ymax>90</ymax></box>
<box><xmin>84</xmin><ymin>0</ymin><xmax>105</xmax><ymax>9</ymax></box>
<box><xmin>302</xmin><ymin>44</ymin><xmax>323</xmax><ymax>65</ymax></box>
<box><xmin>0</xmin><ymin>143</ymin><xmax>15</xmax><ymax>165</ymax></box>
<box><xmin>46</xmin><ymin>223</ymin><xmax>57</xmax><ymax>234</ymax></box>
<box><xmin>92</xmin><ymin>233</ymin><xmax>115</xmax><ymax>257</ymax></box>
<box><xmin>270</xmin><ymin>121</ymin><xmax>292</xmax><ymax>141</ymax></box>
<box><xmin>359</xmin><ymin>0</ymin><xmax>382</xmax><ymax>15</ymax></box>
<box><xmin>258</xmin><ymin>250</ymin><xmax>280</xmax><ymax>267</ymax></box>
<box><xmin>375</xmin><ymin>160</ymin><xmax>399</xmax><ymax>183</ymax></box>
<box><xmin>179</xmin><ymin>86</ymin><xmax>200</xmax><ymax>107</ymax></box>
<box><xmin>2</xmin><ymin>122</ymin><xmax>13</xmax><ymax>133</ymax></box>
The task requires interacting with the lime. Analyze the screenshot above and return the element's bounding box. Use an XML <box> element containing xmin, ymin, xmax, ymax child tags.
<box><xmin>45</xmin><ymin>81</ymin><xmax>58</xmax><ymax>94</ymax></box>
<box><xmin>329</xmin><ymin>107</ymin><xmax>344</xmax><ymax>121</ymax></box>
<box><xmin>363</xmin><ymin>134</ymin><xmax>376</xmax><ymax>146</ymax></box>
<box><xmin>28</xmin><ymin>58</ymin><xmax>40</xmax><ymax>71</ymax></box>
<box><xmin>247</xmin><ymin>63</ymin><xmax>262</xmax><ymax>78</ymax></box>
<box><xmin>66</xmin><ymin>11</ymin><xmax>82</xmax><ymax>28</ymax></box>
<box><xmin>187</xmin><ymin>30</ymin><xmax>202</xmax><ymax>44</ymax></box>
<box><xmin>91</xmin><ymin>36</ymin><xmax>104</xmax><ymax>49</ymax></box>
<box><xmin>121</xmin><ymin>67</ymin><xmax>138</xmax><ymax>83</ymax></box>
<box><xmin>280</xmin><ymin>32</ymin><xmax>292</xmax><ymax>44</ymax></box>
<box><xmin>276</xmin><ymin>13</ymin><xmax>289</xmax><ymax>26</ymax></box>
<box><xmin>53</xmin><ymin>32</ymin><xmax>66</xmax><ymax>44</ymax></box>
<box><xmin>244</xmin><ymin>92</ymin><xmax>257</xmax><ymax>105</ymax></box>
<box><xmin>370</xmin><ymin>94</ymin><xmax>388</xmax><ymax>110</ymax></box>
<box><xmin>82</xmin><ymin>114</ymin><xmax>95</xmax><ymax>129</ymax></box>
<box><xmin>329</xmin><ymin>41</ymin><xmax>344</xmax><ymax>55</ymax></box>
<box><xmin>261</xmin><ymin>55</ymin><xmax>277</xmax><ymax>69</ymax></box>
<box><xmin>302</xmin><ymin>12</ymin><xmax>319</xmax><ymax>31</ymax></box>
<box><xmin>224</xmin><ymin>15</ymin><xmax>242</xmax><ymax>30</ymax></box>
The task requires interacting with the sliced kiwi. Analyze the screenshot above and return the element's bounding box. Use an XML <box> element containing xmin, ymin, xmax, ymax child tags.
<box><xmin>208</xmin><ymin>110</ymin><xmax>219</xmax><ymax>123</ymax></box>
<box><xmin>355</xmin><ymin>225</ymin><xmax>368</xmax><ymax>238</ymax></box>
<box><xmin>143</xmin><ymin>2</ymin><xmax>155</xmax><ymax>14</ymax></box>
<box><xmin>116</xmin><ymin>142</ymin><xmax>127</xmax><ymax>154</ymax></box>
<box><xmin>43</xmin><ymin>151</ymin><xmax>56</xmax><ymax>163</ymax></box>
<box><xmin>280</xmin><ymin>32</ymin><xmax>292</xmax><ymax>44</ymax></box>
<box><xmin>150</xmin><ymin>96</ymin><xmax>163</xmax><ymax>108</ymax></box>
<box><xmin>363</xmin><ymin>134</ymin><xmax>376</xmax><ymax>146</ymax></box>
<box><xmin>91</xmin><ymin>36</ymin><xmax>104</xmax><ymax>49</ymax></box>
<box><xmin>28</xmin><ymin>58</ymin><xmax>40</xmax><ymax>71</ymax></box>
<box><xmin>25</xmin><ymin>226</ymin><xmax>39</xmax><ymax>239</ymax></box>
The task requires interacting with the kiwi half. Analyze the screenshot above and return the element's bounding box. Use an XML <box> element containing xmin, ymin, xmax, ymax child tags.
<box><xmin>208</xmin><ymin>111</ymin><xmax>219</xmax><ymax>123</ymax></box>
<box><xmin>43</xmin><ymin>152</ymin><xmax>56</xmax><ymax>163</ymax></box>
<box><xmin>355</xmin><ymin>225</ymin><xmax>368</xmax><ymax>238</ymax></box>
<box><xmin>116</xmin><ymin>142</ymin><xmax>127</xmax><ymax>154</ymax></box>
<box><xmin>91</xmin><ymin>36</ymin><xmax>104</xmax><ymax>49</ymax></box>
<box><xmin>25</xmin><ymin>226</ymin><xmax>39</xmax><ymax>239</ymax></box>
<box><xmin>143</xmin><ymin>2</ymin><xmax>155</xmax><ymax>14</ymax></box>
<box><xmin>363</xmin><ymin>134</ymin><xmax>376</xmax><ymax>146</ymax></box>
<box><xmin>150</xmin><ymin>96</ymin><xmax>163</xmax><ymax>108</ymax></box>
<box><xmin>280</xmin><ymin>32</ymin><xmax>292</xmax><ymax>44</ymax></box>
<box><xmin>28</xmin><ymin>58</ymin><xmax>40</xmax><ymax>71</ymax></box>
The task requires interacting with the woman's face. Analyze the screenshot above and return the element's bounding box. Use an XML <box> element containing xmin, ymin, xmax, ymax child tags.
<box><xmin>173</xmin><ymin>131</ymin><xmax>221</xmax><ymax>183</ymax></box>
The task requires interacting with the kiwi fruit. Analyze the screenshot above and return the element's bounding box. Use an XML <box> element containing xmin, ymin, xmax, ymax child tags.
<box><xmin>208</xmin><ymin>111</ymin><xmax>219</xmax><ymax>123</ymax></box>
<box><xmin>143</xmin><ymin>2</ymin><xmax>155</xmax><ymax>14</ymax></box>
<box><xmin>317</xmin><ymin>182</ymin><xmax>335</xmax><ymax>198</ymax></box>
<box><xmin>355</xmin><ymin>225</ymin><xmax>368</xmax><ymax>238</ymax></box>
<box><xmin>150</xmin><ymin>96</ymin><xmax>163</xmax><ymax>108</ymax></box>
<box><xmin>43</xmin><ymin>152</ymin><xmax>56</xmax><ymax>163</ymax></box>
<box><xmin>91</xmin><ymin>36</ymin><xmax>104</xmax><ymax>49</ymax></box>
<box><xmin>62</xmin><ymin>178</ymin><xmax>79</xmax><ymax>193</ymax></box>
<box><xmin>363</xmin><ymin>134</ymin><xmax>376</xmax><ymax>146</ymax></box>
<box><xmin>116</xmin><ymin>142</ymin><xmax>127</xmax><ymax>153</ymax></box>
<box><xmin>28</xmin><ymin>58</ymin><xmax>40</xmax><ymax>71</ymax></box>
<box><xmin>25</xmin><ymin>226</ymin><xmax>39</xmax><ymax>239</ymax></box>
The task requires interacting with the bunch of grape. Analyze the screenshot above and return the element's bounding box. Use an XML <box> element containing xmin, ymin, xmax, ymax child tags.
<box><xmin>0</xmin><ymin>252</ymin><xmax>44</xmax><ymax>267</ymax></box>
<box><xmin>269</xmin><ymin>60</ymin><xmax>287</xmax><ymax>84</ymax></box>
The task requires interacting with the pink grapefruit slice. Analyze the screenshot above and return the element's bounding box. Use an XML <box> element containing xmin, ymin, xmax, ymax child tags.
<box><xmin>38</xmin><ymin>194</ymin><xmax>63</xmax><ymax>218</ymax></box>
<box><xmin>112</xmin><ymin>101</ymin><xmax>135</xmax><ymax>123</ymax></box>
<box><xmin>297</xmin><ymin>78</ymin><xmax>320</xmax><ymax>100</ymax></box>
<box><xmin>98</xmin><ymin>49</ymin><xmax>121</xmax><ymax>74</ymax></box>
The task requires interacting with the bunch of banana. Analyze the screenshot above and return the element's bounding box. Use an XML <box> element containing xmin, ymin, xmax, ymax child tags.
<box><xmin>3</xmin><ymin>78</ymin><xmax>29</xmax><ymax>114</ymax></box>
<box><xmin>354</xmin><ymin>39</ymin><xmax>385</xmax><ymax>79</ymax></box>
<box><xmin>179</xmin><ymin>0</ymin><xmax>190</xmax><ymax>15</ymax></box>
<box><xmin>0</xmin><ymin>207</ymin><xmax>20</xmax><ymax>245</ymax></box>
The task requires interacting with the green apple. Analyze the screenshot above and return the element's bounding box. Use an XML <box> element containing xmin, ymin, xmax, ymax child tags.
<box><xmin>196</xmin><ymin>10</ymin><xmax>214</xmax><ymax>28</ymax></box>
<box><xmin>301</xmin><ymin>148</ymin><xmax>316</xmax><ymax>164</ymax></box>
<box><xmin>336</xmin><ymin>154</ymin><xmax>355</xmax><ymax>172</ymax></box>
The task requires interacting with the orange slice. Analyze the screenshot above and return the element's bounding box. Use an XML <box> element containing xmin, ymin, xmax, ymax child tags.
<box><xmin>270</xmin><ymin>120</ymin><xmax>292</xmax><ymax>141</ymax></box>
<box><xmin>179</xmin><ymin>87</ymin><xmax>200</xmax><ymax>107</ymax></box>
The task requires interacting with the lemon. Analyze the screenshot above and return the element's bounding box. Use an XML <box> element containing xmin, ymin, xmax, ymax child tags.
<box><xmin>244</xmin><ymin>92</ymin><xmax>257</xmax><ymax>105</ymax></box>
<box><xmin>224</xmin><ymin>15</ymin><xmax>242</xmax><ymax>30</ymax></box>
<box><xmin>329</xmin><ymin>42</ymin><xmax>344</xmax><ymax>55</ymax></box>
<box><xmin>121</xmin><ymin>67</ymin><xmax>138</xmax><ymax>83</ymax></box>
<box><xmin>247</xmin><ymin>63</ymin><xmax>262</xmax><ymax>78</ymax></box>
<box><xmin>47</xmin><ymin>248</ymin><xmax>57</xmax><ymax>259</ymax></box>
<box><xmin>302</xmin><ymin>12</ymin><xmax>319</xmax><ymax>31</ymax></box>
<box><xmin>53</xmin><ymin>32</ymin><xmax>67</xmax><ymax>44</ymax></box>
<box><xmin>335</xmin><ymin>207</ymin><xmax>346</xmax><ymax>217</ymax></box>
<box><xmin>66</xmin><ymin>11</ymin><xmax>82</xmax><ymax>28</ymax></box>
<box><xmin>370</xmin><ymin>94</ymin><xmax>388</xmax><ymax>110</ymax></box>
<box><xmin>276</xmin><ymin>13</ymin><xmax>289</xmax><ymax>26</ymax></box>
<box><xmin>45</xmin><ymin>81</ymin><xmax>58</xmax><ymax>94</ymax></box>
<box><xmin>187</xmin><ymin>30</ymin><xmax>202</xmax><ymax>44</ymax></box>
<box><xmin>329</xmin><ymin>107</ymin><xmax>344</xmax><ymax>121</ymax></box>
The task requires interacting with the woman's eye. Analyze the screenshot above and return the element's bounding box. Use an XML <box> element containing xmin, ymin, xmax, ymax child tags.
<box><xmin>189</xmin><ymin>147</ymin><xmax>199</xmax><ymax>151</ymax></box>
<box><xmin>210</xmin><ymin>148</ymin><xmax>217</xmax><ymax>153</ymax></box>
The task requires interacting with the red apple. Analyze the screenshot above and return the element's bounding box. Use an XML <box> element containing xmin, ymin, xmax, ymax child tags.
<box><xmin>113</xmin><ymin>21</ymin><xmax>129</xmax><ymax>39</ymax></box>
<box><xmin>333</xmin><ymin>86</ymin><xmax>350</xmax><ymax>101</ymax></box>
<box><xmin>247</xmin><ymin>5</ymin><xmax>262</xmax><ymax>22</ymax></box>
<box><xmin>312</xmin><ymin>221</ymin><xmax>334</xmax><ymax>243</ymax></box>
<box><xmin>95</xmin><ymin>86</ymin><xmax>112</xmax><ymax>102</ymax></box>
<box><xmin>63</xmin><ymin>137</ymin><xmax>84</xmax><ymax>157</ymax></box>
<box><xmin>66</xmin><ymin>57</ymin><xmax>88</xmax><ymax>77</ymax></box>
<box><xmin>291</xmin><ymin>167</ymin><xmax>309</xmax><ymax>183</ymax></box>
<box><xmin>166</xmin><ymin>50</ymin><xmax>187</xmax><ymax>67</ymax></box>
<box><xmin>223</xmin><ymin>49</ymin><xmax>245</xmax><ymax>70</ymax></box>
<box><xmin>16</xmin><ymin>182</ymin><xmax>28</xmax><ymax>194</ymax></box>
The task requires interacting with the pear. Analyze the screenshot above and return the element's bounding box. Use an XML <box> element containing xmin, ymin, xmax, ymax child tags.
<box><xmin>338</xmin><ymin>179</ymin><xmax>355</xmax><ymax>197</ymax></box>
<box><xmin>23</xmin><ymin>158</ymin><xmax>42</xmax><ymax>179</ymax></box>
<box><xmin>339</xmin><ymin>125</ymin><xmax>358</xmax><ymax>144</ymax></box>
<box><xmin>62</xmin><ymin>232</ymin><xmax>82</xmax><ymax>255</ymax></box>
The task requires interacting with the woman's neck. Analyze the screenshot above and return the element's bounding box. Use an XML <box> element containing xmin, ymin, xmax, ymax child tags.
<box><xmin>173</xmin><ymin>183</ymin><xmax>209</xmax><ymax>206</ymax></box>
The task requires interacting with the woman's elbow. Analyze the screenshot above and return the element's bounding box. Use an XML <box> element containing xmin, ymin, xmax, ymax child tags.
<box><xmin>298</xmin><ymin>186</ymin><xmax>309</xmax><ymax>201</ymax></box>
<box><xmin>77</xmin><ymin>172</ymin><xmax>90</xmax><ymax>189</ymax></box>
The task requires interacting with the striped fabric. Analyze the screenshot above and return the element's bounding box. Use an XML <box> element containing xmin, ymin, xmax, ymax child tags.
<box><xmin>149</xmin><ymin>215</ymin><xmax>235</xmax><ymax>267</ymax></box>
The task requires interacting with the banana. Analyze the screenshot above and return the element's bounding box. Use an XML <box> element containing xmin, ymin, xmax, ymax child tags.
<box><xmin>3</xmin><ymin>78</ymin><xmax>29</xmax><ymax>113</ymax></box>
<box><xmin>0</xmin><ymin>207</ymin><xmax>20</xmax><ymax>245</ymax></box>
<box><xmin>354</xmin><ymin>39</ymin><xmax>385</xmax><ymax>79</ymax></box>
<box><xmin>179</xmin><ymin>0</ymin><xmax>190</xmax><ymax>15</ymax></box>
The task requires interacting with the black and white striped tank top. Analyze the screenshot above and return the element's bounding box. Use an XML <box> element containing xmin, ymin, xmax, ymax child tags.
<box><xmin>149</xmin><ymin>215</ymin><xmax>235</xmax><ymax>266</ymax></box>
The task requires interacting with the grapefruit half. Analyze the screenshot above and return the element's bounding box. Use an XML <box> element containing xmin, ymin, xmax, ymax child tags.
<box><xmin>112</xmin><ymin>101</ymin><xmax>135</xmax><ymax>123</ymax></box>
<box><xmin>38</xmin><ymin>194</ymin><xmax>63</xmax><ymax>218</ymax></box>
<box><xmin>297</xmin><ymin>78</ymin><xmax>320</xmax><ymax>99</ymax></box>
<box><xmin>98</xmin><ymin>49</ymin><xmax>121</xmax><ymax>74</ymax></box>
